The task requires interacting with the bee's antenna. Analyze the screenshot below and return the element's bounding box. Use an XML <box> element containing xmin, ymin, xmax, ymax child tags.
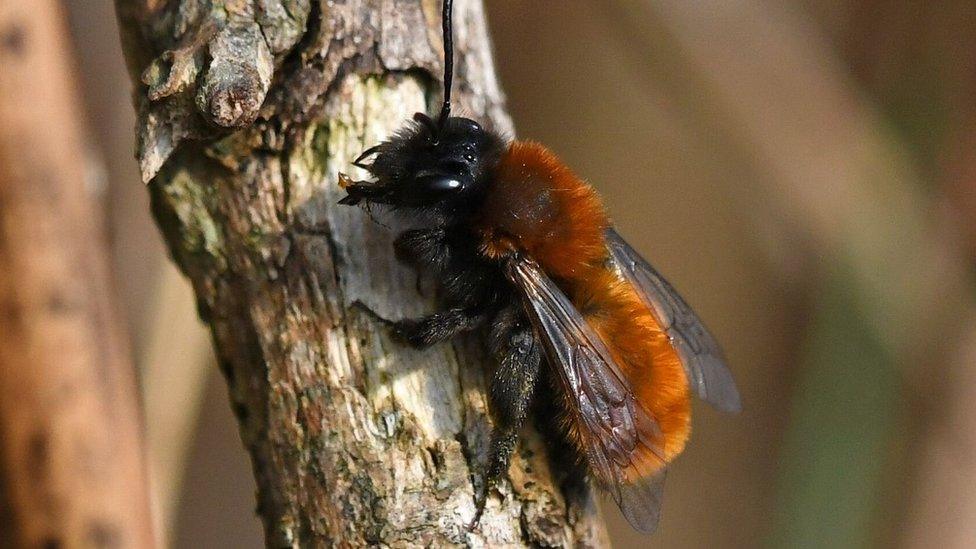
<box><xmin>438</xmin><ymin>0</ymin><xmax>454</xmax><ymax>124</ymax></box>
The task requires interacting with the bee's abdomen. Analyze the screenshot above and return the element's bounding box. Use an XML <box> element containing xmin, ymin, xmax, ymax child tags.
<box><xmin>572</xmin><ymin>267</ymin><xmax>692</xmax><ymax>463</ymax></box>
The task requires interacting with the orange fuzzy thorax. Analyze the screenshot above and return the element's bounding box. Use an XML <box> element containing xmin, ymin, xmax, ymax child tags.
<box><xmin>475</xmin><ymin>141</ymin><xmax>609</xmax><ymax>279</ymax></box>
<box><xmin>474</xmin><ymin>140</ymin><xmax>691</xmax><ymax>473</ymax></box>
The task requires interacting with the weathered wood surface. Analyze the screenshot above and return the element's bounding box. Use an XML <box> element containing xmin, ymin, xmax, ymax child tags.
<box><xmin>0</xmin><ymin>1</ymin><xmax>155</xmax><ymax>547</ymax></box>
<box><xmin>114</xmin><ymin>0</ymin><xmax>610</xmax><ymax>546</ymax></box>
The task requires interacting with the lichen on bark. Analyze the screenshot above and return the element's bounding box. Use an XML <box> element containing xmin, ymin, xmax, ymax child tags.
<box><xmin>116</xmin><ymin>0</ymin><xmax>609</xmax><ymax>545</ymax></box>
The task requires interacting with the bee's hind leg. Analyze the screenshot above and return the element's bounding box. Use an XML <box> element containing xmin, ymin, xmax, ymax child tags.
<box><xmin>469</xmin><ymin>307</ymin><xmax>542</xmax><ymax>530</ymax></box>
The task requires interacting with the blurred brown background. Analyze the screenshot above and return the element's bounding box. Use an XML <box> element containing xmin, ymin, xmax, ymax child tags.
<box><xmin>61</xmin><ymin>0</ymin><xmax>976</xmax><ymax>547</ymax></box>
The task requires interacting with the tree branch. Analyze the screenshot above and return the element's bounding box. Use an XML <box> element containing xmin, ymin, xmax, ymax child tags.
<box><xmin>0</xmin><ymin>1</ymin><xmax>154</xmax><ymax>546</ymax></box>
<box><xmin>114</xmin><ymin>0</ymin><xmax>609</xmax><ymax>545</ymax></box>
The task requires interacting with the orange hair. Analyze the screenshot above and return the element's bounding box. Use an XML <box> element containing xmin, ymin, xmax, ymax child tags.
<box><xmin>475</xmin><ymin>140</ymin><xmax>690</xmax><ymax>477</ymax></box>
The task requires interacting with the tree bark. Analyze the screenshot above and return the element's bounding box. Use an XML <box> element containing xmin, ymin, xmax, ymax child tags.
<box><xmin>114</xmin><ymin>0</ymin><xmax>609</xmax><ymax>546</ymax></box>
<box><xmin>0</xmin><ymin>1</ymin><xmax>155</xmax><ymax>547</ymax></box>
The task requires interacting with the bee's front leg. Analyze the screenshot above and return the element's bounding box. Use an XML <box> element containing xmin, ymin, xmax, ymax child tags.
<box><xmin>393</xmin><ymin>228</ymin><xmax>450</xmax><ymax>273</ymax></box>
<box><xmin>394</xmin><ymin>308</ymin><xmax>485</xmax><ymax>348</ymax></box>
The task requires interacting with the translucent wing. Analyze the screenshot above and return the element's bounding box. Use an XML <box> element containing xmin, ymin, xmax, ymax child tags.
<box><xmin>606</xmin><ymin>229</ymin><xmax>742</xmax><ymax>413</ymax></box>
<box><xmin>505</xmin><ymin>256</ymin><xmax>669</xmax><ymax>534</ymax></box>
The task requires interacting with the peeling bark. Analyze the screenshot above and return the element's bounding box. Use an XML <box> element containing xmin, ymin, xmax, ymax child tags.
<box><xmin>114</xmin><ymin>0</ymin><xmax>610</xmax><ymax>546</ymax></box>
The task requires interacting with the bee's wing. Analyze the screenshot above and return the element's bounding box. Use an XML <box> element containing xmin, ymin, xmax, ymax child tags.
<box><xmin>506</xmin><ymin>256</ymin><xmax>668</xmax><ymax>534</ymax></box>
<box><xmin>606</xmin><ymin>229</ymin><xmax>742</xmax><ymax>413</ymax></box>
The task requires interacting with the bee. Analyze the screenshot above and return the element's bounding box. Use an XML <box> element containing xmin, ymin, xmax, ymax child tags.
<box><xmin>338</xmin><ymin>0</ymin><xmax>741</xmax><ymax>534</ymax></box>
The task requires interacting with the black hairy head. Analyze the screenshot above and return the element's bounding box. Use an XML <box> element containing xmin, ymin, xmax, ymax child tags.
<box><xmin>339</xmin><ymin>112</ymin><xmax>507</xmax><ymax>217</ymax></box>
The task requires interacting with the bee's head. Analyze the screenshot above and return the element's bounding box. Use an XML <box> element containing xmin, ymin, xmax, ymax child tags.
<box><xmin>338</xmin><ymin>0</ymin><xmax>505</xmax><ymax>216</ymax></box>
<box><xmin>339</xmin><ymin>112</ymin><xmax>505</xmax><ymax>214</ymax></box>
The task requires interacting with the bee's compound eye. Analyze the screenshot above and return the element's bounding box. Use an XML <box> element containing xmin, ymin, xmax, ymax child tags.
<box><xmin>412</xmin><ymin>174</ymin><xmax>464</xmax><ymax>202</ymax></box>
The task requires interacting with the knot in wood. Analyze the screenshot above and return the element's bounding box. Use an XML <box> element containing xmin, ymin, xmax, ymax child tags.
<box><xmin>196</xmin><ymin>23</ymin><xmax>273</xmax><ymax>128</ymax></box>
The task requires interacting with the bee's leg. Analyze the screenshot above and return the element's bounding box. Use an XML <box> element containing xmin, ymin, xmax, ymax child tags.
<box><xmin>393</xmin><ymin>228</ymin><xmax>449</xmax><ymax>273</ymax></box>
<box><xmin>393</xmin><ymin>307</ymin><xmax>486</xmax><ymax>348</ymax></box>
<box><xmin>394</xmin><ymin>228</ymin><xmax>498</xmax><ymax>347</ymax></box>
<box><xmin>470</xmin><ymin>309</ymin><xmax>542</xmax><ymax>529</ymax></box>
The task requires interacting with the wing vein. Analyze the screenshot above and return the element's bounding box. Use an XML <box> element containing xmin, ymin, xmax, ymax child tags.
<box><xmin>606</xmin><ymin>229</ymin><xmax>742</xmax><ymax>413</ymax></box>
<box><xmin>505</xmin><ymin>256</ymin><xmax>668</xmax><ymax>534</ymax></box>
